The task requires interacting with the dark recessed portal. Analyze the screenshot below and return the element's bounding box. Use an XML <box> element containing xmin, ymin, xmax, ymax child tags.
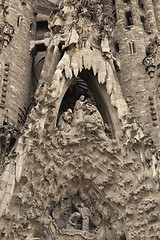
<box><xmin>125</xmin><ymin>11</ymin><xmax>133</xmax><ymax>26</ymax></box>
<box><xmin>58</xmin><ymin>77</ymin><xmax>92</xmax><ymax>117</ymax></box>
<box><xmin>57</xmin><ymin>74</ymin><xmax>113</xmax><ymax>138</ymax></box>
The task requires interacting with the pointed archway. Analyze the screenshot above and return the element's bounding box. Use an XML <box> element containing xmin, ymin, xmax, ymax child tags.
<box><xmin>56</xmin><ymin>68</ymin><xmax>122</xmax><ymax>139</ymax></box>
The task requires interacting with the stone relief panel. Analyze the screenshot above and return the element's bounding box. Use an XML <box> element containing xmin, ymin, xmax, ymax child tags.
<box><xmin>57</xmin><ymin>95</ymin><xmax>111</xmax><ymax>139</ymax></box>
<box><xmin>50</xmin><ymin>194</ymin><xmax>103</xmax><ymax>239</ymax></box>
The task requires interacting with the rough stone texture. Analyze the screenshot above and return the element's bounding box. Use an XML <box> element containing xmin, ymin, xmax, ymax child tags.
<box><xmin>0</xmin><ymin>0</ymin><xmax>160</xmax><ymax>239</ymax></box>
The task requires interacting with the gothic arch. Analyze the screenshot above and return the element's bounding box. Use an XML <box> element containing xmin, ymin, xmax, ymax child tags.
<box><xmin>55</xmin><ymin>68</ymin><xmax>122</xmax><ymax>139</ymax></box>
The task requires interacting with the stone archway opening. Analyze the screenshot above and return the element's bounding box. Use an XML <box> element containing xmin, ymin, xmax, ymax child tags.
<box><xmin>57</xmin><ymin>69</ymin><xmax>115</xmax><ymax>138</ymax></box>
<box><xmin>57</xmin><ymin>76</ymin><xmax>91</xmax><ymax>118</ymax></box>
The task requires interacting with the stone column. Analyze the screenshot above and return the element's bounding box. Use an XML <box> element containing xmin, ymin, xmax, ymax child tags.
<box><xmin>0</xmin><ymin>0</ymin><xmax>36</xmax><ymax>127</ymax></box>
<box><xmin>153</xmin><ymin>0</ymin><xmax>160</xmax><ymax>32</ymax></box>
<box><xmin>0</xmin><ymin>3</ymin><xmax>7</xmax><ymax>125</ymax></box>
<box><xmin>143</xmin><ymin>0</ymin><xmax>157</xmax><ymax>33</ymax></box>
<box><xmin>130</xmin><ymin>0</ymin><xmax>142</xmax><ymax>26</ymax></box>
<box><xmin>103</xmin><ymin>0</ymin><xmax>113</xmax><ymax>17</ymax></box>
<box><xmin>115</xmin><ymin>0</ymin><xmax>126</xmax><ymax>27</ymax></box>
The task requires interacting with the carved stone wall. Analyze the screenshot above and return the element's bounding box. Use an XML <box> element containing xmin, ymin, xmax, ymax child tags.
<box><xmin>0</xmin><ymin>0</ymin><xmax>160</xmax><ymax>240</ymax></box>
<box><xmin>0</xmin><ymin>0</ymin><xmax>36</xmax><ymax>128</ymax></box>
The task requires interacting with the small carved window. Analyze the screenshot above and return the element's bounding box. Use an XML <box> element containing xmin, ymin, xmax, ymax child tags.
<box><xmin>125</xmin><ymin>11</ymin><xmax>133</xmax><ymax>26</ymax></box>
<box><xmin>120</xmin><ymin>234</ymin><xmax>127</xmax><ymax>240</ymax></box>
<box><xmin>17</xmin><ymin>15</ymin><xmax>23</xmax><ymax>27</ymax></box>
<box><xmin>30</xmin><ymin>22</ymin><xmax>33</xmax><ymax>31</ymax></box>
<box><xmin>113</xmin><ymin>10</ymin><xmax>117</xmax><ymax>22</ymax></box>
<box><xmin>115</xmin><ymin>41</ymin><xmax>120</xmax><ymax>52</ymax></box>
<box><xmin>138</xmin><ymin>0</ymin><xmax>144</xmax><ymax>9</ymax></box>
<box><xmin>129</xmin><ymin>41</ymin><xmax>136</xmax><ymax>54</ymax></box>
<box><xmin>36</xmin><ymin>21</ymin><xmax>49</xmax><ymax>40</ymax></box>
<box><xmin>141</xmin><ymin>15</ymin><xmax>145</xmax><ymax>23</ymax></box>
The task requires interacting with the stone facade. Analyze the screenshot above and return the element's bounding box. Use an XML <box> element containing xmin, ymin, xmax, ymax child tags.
<box><xmin>0</xmin><ymin>0</ymin><xmax>160</xmax><ymax>239</ymax></box>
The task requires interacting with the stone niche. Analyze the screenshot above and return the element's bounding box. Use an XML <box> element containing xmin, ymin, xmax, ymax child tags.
<box><xmin>52</xmin><ymin>196</ymin><xmax>102</xmax><ymax>239</ymax></box>
<box><xmin>43</xmin><ymin>180</ymin><xmax>126</xmax><ymax>240</ymax></box>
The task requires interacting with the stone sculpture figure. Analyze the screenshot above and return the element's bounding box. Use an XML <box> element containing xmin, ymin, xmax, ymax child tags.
<box><xmin>58</xmin><ymin>108</ymin><xmax>72</xmax><ymax>132</ymax></box>
<box><xmin>76</xmin><ymin>203</ymin><xmax>90</xmax><ymax>231</ymax></box>
<box><xmin>72</xmin><ymin>95</ymin><xmax>85</xmax><ymax>126</ymax></box>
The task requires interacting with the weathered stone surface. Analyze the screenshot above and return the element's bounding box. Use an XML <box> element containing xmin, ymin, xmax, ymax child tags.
<box><xmin>0</xmin><ymin>0</ymin><xmax>160</xmax><ymax>239</ymax></box>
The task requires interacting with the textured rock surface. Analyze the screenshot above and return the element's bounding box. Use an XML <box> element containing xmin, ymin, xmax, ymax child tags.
<box><xmin>0</xmin><ymin>0</ymin><xmax>160</xmax><ymax>239</ymax></box>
